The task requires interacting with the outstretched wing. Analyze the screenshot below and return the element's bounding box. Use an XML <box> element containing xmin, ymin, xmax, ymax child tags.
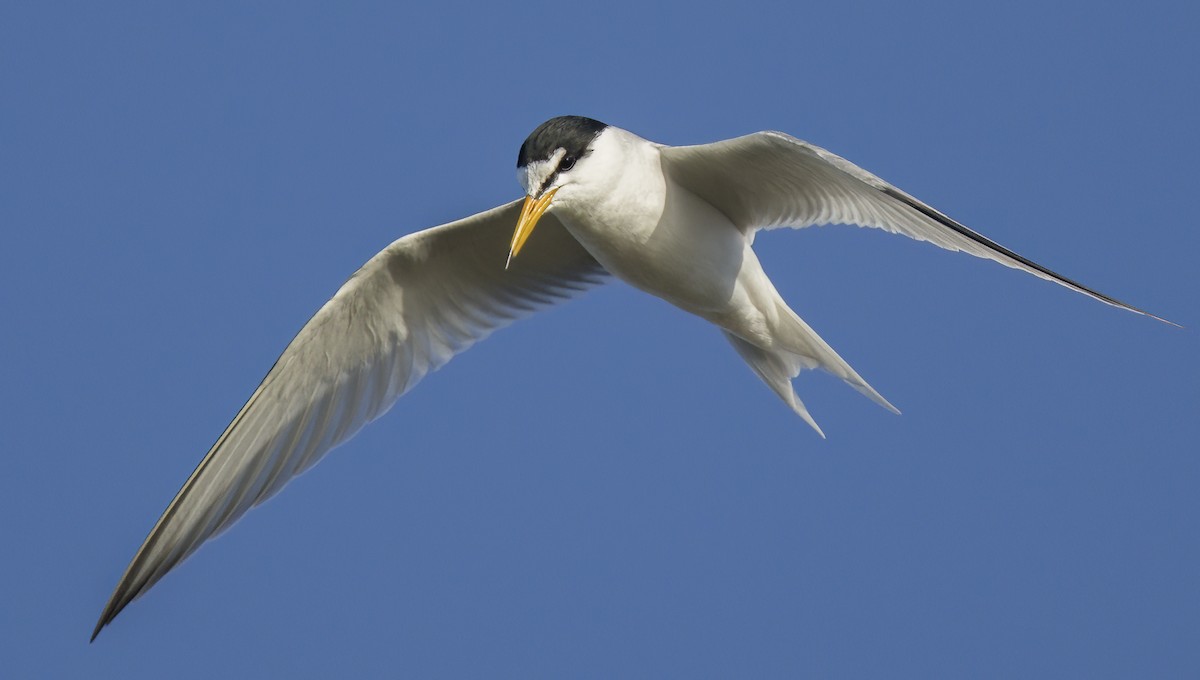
<box><xmin>661</xmin><ymin>132</ymin><xmax>1171</xmax><ymax>324</ymax></box>
<box><xmin>93</xmin><ymin>200</ymin><xmax>607</xmax><ymax>639</ymax></box>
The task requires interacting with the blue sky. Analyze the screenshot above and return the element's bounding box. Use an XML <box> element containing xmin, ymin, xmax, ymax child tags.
<box><xmin>2</xmin><ymin>1</ymin><xmax>1197</xmax><ymax>677</ymax></box>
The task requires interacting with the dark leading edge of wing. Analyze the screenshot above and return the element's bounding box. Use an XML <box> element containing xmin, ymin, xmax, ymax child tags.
<box><xmin>877</xmin><ymin>185</ymin><xmax>1179</xmax><ymax>327</ymax></box>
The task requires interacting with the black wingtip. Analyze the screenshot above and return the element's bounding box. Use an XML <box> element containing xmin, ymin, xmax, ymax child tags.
<box><xmin>90</xmin><ymin>590</ymin><xmax>129</xmax><ymax>643</ymax></box>
<box><xmin>91</xmin><ymin>610</ymin><xmax>112</xmax><ymax>643</ymax></box>
<box><xmin>1086</xmin><ymin>295</ymin><xmax>1180</xmax><ymax>328</ymax></box>
<box><xmin>876</xmin><ymin>187</ymin><xmax>1180</xmax><ymax>328</ymax></box>
<box><xmin>1091</xmin><ymin>298</ymin><xmax>1181</xmax><ymax>328</ymax></box>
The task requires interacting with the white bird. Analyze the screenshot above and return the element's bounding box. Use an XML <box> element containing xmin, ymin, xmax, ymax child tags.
<box><xmin>92</xmin><ymin>116</ymin><xmax>1171</xmax><ymax>640</ymax></box>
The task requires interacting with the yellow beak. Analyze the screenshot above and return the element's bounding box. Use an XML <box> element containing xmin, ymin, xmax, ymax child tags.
<box><xmin>507</xmin><ymin>187</ymin><xmax>558</xmax><ymax>268</ymax></box>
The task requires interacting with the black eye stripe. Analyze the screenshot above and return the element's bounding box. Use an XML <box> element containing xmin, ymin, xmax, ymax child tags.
<box><xmin>533</xmin><ymin>152</ymin><xmax>585</xmax><ymax>196</ymax></box>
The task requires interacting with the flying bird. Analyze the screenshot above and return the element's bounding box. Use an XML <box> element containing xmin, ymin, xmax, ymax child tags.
<box><xmin>93</xmin><ymin>116</ymin><xmax>1172</xmax><ymax>640</ymax></box>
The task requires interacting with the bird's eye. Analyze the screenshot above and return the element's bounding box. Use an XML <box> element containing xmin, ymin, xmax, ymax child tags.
<box><xmin>560</xmin><ymin>155</ymin><xmax>577</xmax><ymax>172</ymax></box>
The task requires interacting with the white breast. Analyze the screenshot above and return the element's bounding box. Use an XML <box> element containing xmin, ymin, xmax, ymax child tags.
<box><xmin>551</xmin><ymin>127</ymin><xmax>750</xmax><ymax>316</ymax></box>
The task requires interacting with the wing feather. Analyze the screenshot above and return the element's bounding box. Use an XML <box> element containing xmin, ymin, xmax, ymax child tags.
<box><xmin>93</xmin><ymin>200</ymin><xmax>606</xmax><ymax>639</ymax></box>
<box><xmin>662</xmin><ymin>132</ymin><xmax>1172</xmax><ymax>324</ymax></box>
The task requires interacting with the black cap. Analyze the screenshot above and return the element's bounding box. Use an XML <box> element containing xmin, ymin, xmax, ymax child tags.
<box><xmin>517</xmin><ymin>116</ymin><xmax>608</xmax><ymax>169</ymax></box>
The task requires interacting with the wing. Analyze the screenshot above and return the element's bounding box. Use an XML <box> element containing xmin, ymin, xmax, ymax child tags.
<box><xmin>93</xmin><ymin>200</ymin><xmax>607</xmax><ymax>640</ymax></box>
<box><xmin>661</xmin><ymin>132</ymin><xmax>1172</xmax><ymax>324</ymax></box>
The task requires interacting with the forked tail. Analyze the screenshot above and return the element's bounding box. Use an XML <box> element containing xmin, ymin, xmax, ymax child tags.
<box><xmin>721</xmin><ymin>300</ymin><xmax>898</xmax><ymax>436</ymax></box>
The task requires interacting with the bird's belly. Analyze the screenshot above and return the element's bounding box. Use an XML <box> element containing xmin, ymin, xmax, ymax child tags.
<box><xmin>560</xmin><ymin>182</ymin><xmax>749</xmax><ymax>317</ymax></box>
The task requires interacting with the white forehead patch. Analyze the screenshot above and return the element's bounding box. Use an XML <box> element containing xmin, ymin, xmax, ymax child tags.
<box><xmin>517</xmin><ymin>148</ymin><xmax>566</xmax><ymax>196</ymax></box>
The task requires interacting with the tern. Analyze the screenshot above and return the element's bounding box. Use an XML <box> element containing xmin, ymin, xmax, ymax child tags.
<box><xmin>93</xmin><ymin>116</ymin><xmax>1171</xmax><ymax>640</ymax></box>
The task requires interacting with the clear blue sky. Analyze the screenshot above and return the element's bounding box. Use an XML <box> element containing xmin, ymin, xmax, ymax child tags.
<box><xmin>2</xmin><ymin>2</ymin><xmax>1196</xmax><ymax>677</ymax></box>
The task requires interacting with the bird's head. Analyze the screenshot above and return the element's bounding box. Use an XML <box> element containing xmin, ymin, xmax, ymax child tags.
<box><xmin>508</xmin><ymin>116</ymin><xmax>609</xmax><ymax>267</ymax></box>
